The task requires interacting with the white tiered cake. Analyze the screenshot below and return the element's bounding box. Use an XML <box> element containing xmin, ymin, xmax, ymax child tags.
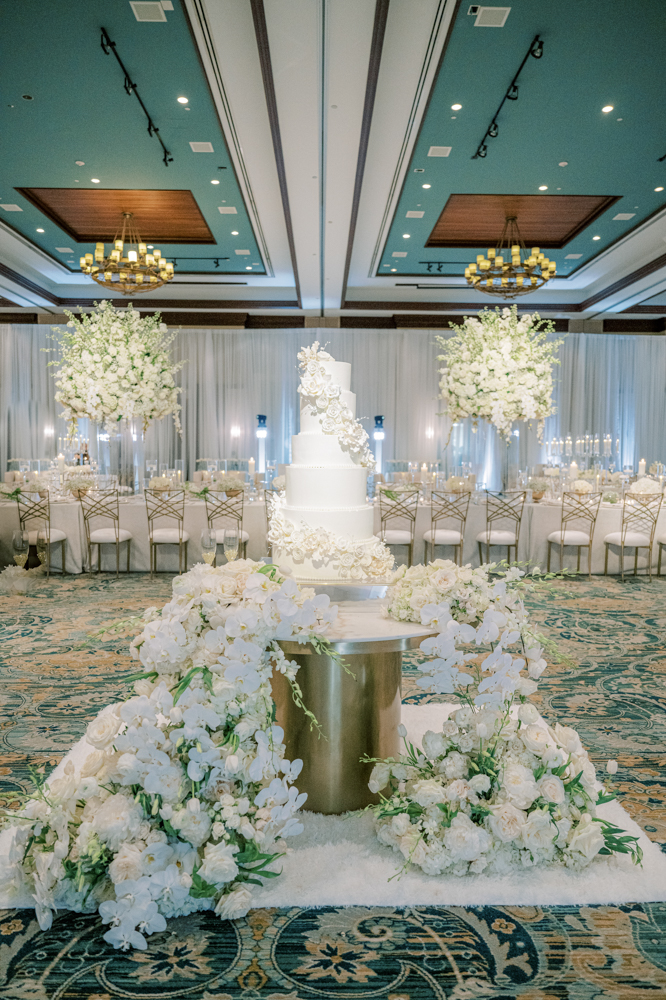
<box><xmin>269</xmin><ymin>343</ymin><xmax>394</xmax><ymax>582</ymax></box>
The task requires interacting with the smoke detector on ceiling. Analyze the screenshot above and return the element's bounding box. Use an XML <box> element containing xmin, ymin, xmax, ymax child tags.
<box><xmin>469</xmin><ymin>6</ymin><xmax>511</xmax><ymax>27</ymax></box>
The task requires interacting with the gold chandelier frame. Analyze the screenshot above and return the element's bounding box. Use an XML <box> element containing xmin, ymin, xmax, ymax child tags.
<box><xmin>79</xmin><ymin>212</ymin><xmax>175</xmax><ymax>295</ymax></box>
<box><xmin>465</xmin><ymin>216</ymin><xmax>556</xmax><ymax>299</ymax></box>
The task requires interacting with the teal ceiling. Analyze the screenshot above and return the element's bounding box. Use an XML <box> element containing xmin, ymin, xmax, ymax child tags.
<box><xmin>0</xmin><ymin>0</ymin><xmax>264</xmax><ymax>277</ymax></box>
<box><xmin>379</xmin><ymin>0</ymin><xmax>666</xmax><ymax>280</ymax></box>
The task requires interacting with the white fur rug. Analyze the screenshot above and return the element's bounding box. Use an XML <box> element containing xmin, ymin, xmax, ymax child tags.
<box><xmin>2</xmin><ymin>703</ymin><xmax>666</xmax><ymax>911</ymax></box>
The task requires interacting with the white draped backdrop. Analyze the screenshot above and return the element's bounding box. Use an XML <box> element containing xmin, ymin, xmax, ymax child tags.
<box><xmin>2</xmin><ymin>323</ymin><xmax>665</xmax><ymax>487</ymax></box>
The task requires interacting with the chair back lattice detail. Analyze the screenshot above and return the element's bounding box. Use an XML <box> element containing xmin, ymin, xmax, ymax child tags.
<box><xmin>621</xmin><ymin>494</ymin><xmax>662</xmax><ymax>545</ymax></box>
<box><xmin>378</xmin><ymin>490</ymin><xmax>419</xmax><ymax>540</ymax></box>
<box><xmin>482</xmin><ymin>491</ymin><xmax>526</xmax><ymax>542</ymax></box>
<box><xmin>17</xmin><ymin>493</ymin><xmax>51</xmax><ymax>535</ymax></box>
<box><xmin>145</xmin><ymin>489</ymin><xmax>186</xmax><ymax>542</ymax></box>
<box><xmin>560</xmin><ymin>491</ymin><xmax>602</xmax><ymax>542</ymax></box>
<box><xmin>204</xmin><ymin>492</ymin><xmax>244</xmax><ymax>533</ymax></box>
<box><xmin>430</xmin><ymin>491</ymin><xmax>470</xmax><ymax>532</ymax></box>
<box><xmin>80</xmin><ymin>490</ymin><xmax>121</xmax><ymax>545</ymax></box>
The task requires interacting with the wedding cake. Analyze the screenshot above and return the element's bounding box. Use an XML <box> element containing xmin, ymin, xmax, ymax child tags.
<box><xmin>269</xmin><ymin>343</ymin><xmax>394</xmax><ymax>582</ymax></box>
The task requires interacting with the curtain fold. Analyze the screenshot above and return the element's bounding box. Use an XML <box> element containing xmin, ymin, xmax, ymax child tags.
<box><xmin>1</xmin><ymin>323</ymin><xmax>665</xmax><ymax>482</ymax></box>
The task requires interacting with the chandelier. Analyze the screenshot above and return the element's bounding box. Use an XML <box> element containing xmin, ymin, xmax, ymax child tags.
<box><xmin>464</xmin><ymin>216</ymin><xmax>556</xmax><ymax>298</ymax></box>
<box><xmin>79</xmin><ymin>212</ymin><xmax>175</xmax><ymax>295</ymax></box>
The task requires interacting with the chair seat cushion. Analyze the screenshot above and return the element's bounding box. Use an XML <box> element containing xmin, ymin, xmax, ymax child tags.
<box><xmin>547</xmin><ymin>529</ymin><xmax>590</xmax><ymax>546</ymax></box>
<box><xmin>214</xmin><ymin>529</ymin><xmax>249</xmax><ymax>543</ymax></box>
<box><xmin>604</xmin><ymin>530</ymin><xmax>650</xmax><ymax>547</ymax></box>
<box><xmin>152</xmin><ymin>528</ymin><xmax>190</xmax><ymax>544</ymax></box>
<box><xmin>423</xmin><ymin>528</ymin><xmax>462</xmax><ymax>545</ymax></box>
<box><xmin>476</xmin><ymin>530</ymin><xmax>517</xmax><ymax>546</ymax></box>
<box><xmin>89</xmin><ymin>527</ymin><xmax>132</xmax><ymax>544</ymax></box>
<box><xmin>380</xmin><ymin>529</ymin><xmax>413</xmax><ymax>545</ymax></box>
<box><xmin>31</xmin><ymin>528</ymin><xmax>66</xmax><ymax>544</ymax></box>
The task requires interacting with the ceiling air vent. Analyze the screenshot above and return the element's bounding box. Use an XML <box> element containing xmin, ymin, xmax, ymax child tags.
<box><xmin>130</xmin><ymin>2</ymin><xmax>167</xmax><ymax>23</ymax></box>
<box><xmin>189</xmin><ymin>142</ymin><xmax>215</xmax><ymax>153</ymax></box>
<box><xmin>473</xmin><ymin>7</ymin><xmax>511</xmax><ymax>27</ymax></box>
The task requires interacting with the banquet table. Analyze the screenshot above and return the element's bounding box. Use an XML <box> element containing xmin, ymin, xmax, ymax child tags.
<box><xmin>1</xmin><ymin>495</ymin><xmax>665</xmax><ymax>575</ymax></box>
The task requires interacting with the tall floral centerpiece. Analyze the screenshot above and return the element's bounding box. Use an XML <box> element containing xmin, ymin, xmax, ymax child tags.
<box><xmin>437</xmin><ymin>305</ymin><xmax>561</xmax><ymax>446</ymax></box>
<box><xmin>51</xmin><ymin>301</ymin><xmax>182</xmax><ymax>489</ymax></box>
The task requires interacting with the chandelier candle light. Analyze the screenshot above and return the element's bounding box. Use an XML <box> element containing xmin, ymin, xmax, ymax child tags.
<box><xmin>465</xmin><ymin>217</ymin><xmax>556</xmax><ymax>299</ymax></box>
<box><xmin>80</xmin><ymin>212</ymin><xmax>174</xmax><ymax>295</ymax></box>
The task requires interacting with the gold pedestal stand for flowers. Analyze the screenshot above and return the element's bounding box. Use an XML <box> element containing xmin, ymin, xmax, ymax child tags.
<box><xmin>272</xmin><ymin>600</ymin><xmax>434</xmax><ymax>814</ymax></box>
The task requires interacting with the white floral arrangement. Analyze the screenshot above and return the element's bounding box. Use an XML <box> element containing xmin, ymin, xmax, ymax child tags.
<box><xmin>368</xmin><ymin>598</ymin><xmax>639</xmax><ymax>877</ymax></box>
<box><xmin>571</xmin><ymin>480</ymin><xmax>593</xmax><ymax>494</ymax></box>
<box><xmin>629</xmin><ymin>477</ymin><xmax>661</xmax><ymax>495</ymax></box>
<box><xmin>269</xmin><ymin>498</ymin><xmax>394</xmax><ymax>580</ymax></box>
<box><xmin>527</xmin><ymin>478</ymin><xmax>549</xmax><ymax>493</ymax></box>
<box><xmin>444</xmin><ymin>476</ymin><xmax>473</xmax><ymax>493</ymax></box>
<box><xmin>577</xmin><ymin>470</ymin><xmax>597</xmax><ymax>481</ymax></box>
<box><xmin>51</xmin><ymin>301</ymin><xmax>182</xmax><ymax>436</ymax></box>
<box><xmin>270</xmin><ymin>475</ymin><xmax>286</xmax><ymax>491</ymax></box>
<box><xmin>436</xmin><ymin>306</ymin><xmax>561</xmax><ymax>442</ymax></box>
<box><xmin>148</xmin><ymin>477</ymin><xmax>174</xmax><ymax>492</ymax></box>
<box><xmin>212</xmin><ymin>476</ymin><xmax>246</xmax><ymax>494</ymax></box>
<box><xmin>0</xmin><ymin>561</ymin><xmax>338</xmax><ymax>949</ymax></box>
<box><xmin>65</xmin><ymin>474</ymin><xmax>96</xmax><ymax>494</ymax></box>
<box><xmin>544</xmin><ymin>467</ymin><xmax>560</xmax><ymax>477</ymax></box>
<box><xmin>0</xmin><ymin>564</ymin><xmax>39</xmax><ymax>595</ymax></box>
<box><xmin>297</xmin><ymin>343</ymin><xmax>375</xmax><ymax>469</ymax></box>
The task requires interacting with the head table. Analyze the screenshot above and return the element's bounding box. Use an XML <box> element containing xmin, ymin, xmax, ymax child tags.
<box><xmin>0</xmin><ymin>496</ymin><xmax>663</xmax><ymax>575</ymax></box>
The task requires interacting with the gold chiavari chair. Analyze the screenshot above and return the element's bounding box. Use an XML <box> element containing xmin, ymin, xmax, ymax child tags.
<box><xmin>423</xmin><ymin>491</ymin><xmax>470</xmax><ymax>565</ymax></box>
<box><xmin>603</xmin><ymin>493</ymin><xmax>662</xmax><ymax>581</ymax></box>
<box><xmin>204</xmin><ymin>491</ymin><xmax>249</xmax><ymax>563</ymax></box>
<box><xmin>476</xmin><ymin>490</ymin><xmax>526</xmax><ymax>566</ymax></box>
<box><xmin>547</xmin><ymin>491</ymin><xmax>602</xmax><ymax>579</ymax></box>
<box><xmin>79</xmin><ymin>489</ymin><xmax>132</xmax><ymax>576</ymax></box>
<box><xmin>377</xmin><ymin>489</ymin><xmax>420</xmax><ymax>567</ymax></box>
<box><xmin>16</xmin><ymin>492</ymin><xmax>66</xmax><ymax>577</ymax></box>
<box><xmin>145</xmin><ymin>489</ymin><xmax>189</xmax><ymax>576</ymax></box>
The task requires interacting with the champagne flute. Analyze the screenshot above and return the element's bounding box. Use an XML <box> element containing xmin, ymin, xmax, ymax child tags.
<box><xmin>12</xmin><ymin>530</ymin><xmax>28</xmax><ymax>568</ymax></box>
<box><xmin>223</xmin><ymin>527</ymin><xmax>239</xmax><ymax>563</ymax></box>
<box><xmin>36</xmin><ymin>536</ymin><xmax>48</xmax><ymax>566</ymax></box>
<box><xmin>201</xmin><ymin>527</ymin><xmax>217</xmax><ymax>566</ymax></box>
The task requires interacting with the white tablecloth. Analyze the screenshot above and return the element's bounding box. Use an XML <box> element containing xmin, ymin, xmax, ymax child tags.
<box><xmin>2</xmin><ymin>497</ymin><xmax>665</xmax><ymax>575</ymax></box>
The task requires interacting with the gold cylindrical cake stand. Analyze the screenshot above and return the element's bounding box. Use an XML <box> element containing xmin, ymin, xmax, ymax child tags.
<box><xmin>272</xmin><ymin>602</ymin><xmax>434</xmax><ymax>814</ymax></box>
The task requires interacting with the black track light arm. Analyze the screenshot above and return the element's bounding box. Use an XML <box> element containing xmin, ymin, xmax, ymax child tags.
<box><xmin>472</xmin><ymin>34</ymin><xmax>545</xmax><ymax>160</ymax></box>
<box><xmin>100</xmin><ymin>27</ymin><xmax>173</xmax><ymax>167</ymax></box>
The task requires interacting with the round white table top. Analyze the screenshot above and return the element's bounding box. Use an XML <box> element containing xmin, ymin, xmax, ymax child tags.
<box><xmin>279</xmin><ymin>598</ymin><xmax>435</xmax><ymax>654</ymax></box>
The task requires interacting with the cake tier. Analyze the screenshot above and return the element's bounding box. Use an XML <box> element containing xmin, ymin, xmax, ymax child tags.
<box><xmin>285</xmin><ymin>465</ymin><xmax>368</xmax><ymax>508</ymax></box>
<box><xmin>273</xmin><ymin>536</ymin><xmax>384</xmax><ymax>583</ymax></box>
<box><xmin>299</xmin><ymin>389</ymin><xmax>355</xmax><ymax>434</ymax></box>
<box><xmin>291</xmin><ymin>433</ymin><xmax>359</xmax><ymax>467</ymax></box>
<box><xmin>280</xmin><ymin>503</ymin><xmax>374</xmax><ymax>538</ymax></box>
<box><xmin>320</xmin><ymin>359</ymin><xmax>351</xmax><ymax>391</ymax></box>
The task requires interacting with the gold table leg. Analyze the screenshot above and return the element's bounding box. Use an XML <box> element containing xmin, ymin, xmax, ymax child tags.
<box><xmin>271</xmin><ymin>647</ymin><xmax>402</xmax><ymax>815</ymax></box>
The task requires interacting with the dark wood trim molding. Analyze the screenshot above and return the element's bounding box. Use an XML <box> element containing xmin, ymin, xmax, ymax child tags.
<box><xmin>250</xmin><ymin>0</ymin><xmax>302</xmax><ymax>308</ymax></box>
<box><xmin>59</xmin><ymin>298</ymin><xmax>299</xmax><ymax>310</ymax></box>
<box><xmin>0</xmin><ymin>262</ymin><xmax>60</xmax><ymax>304</ymax></box>
<box><xmin>578</xmin><ymin>252</ymin><xmax>666</xmax><ymax>311</ymax></box>
<box><xmin>341</xmin><ymin>299</ymin><xmax>575</xmax><ymax>312</ymax></box>
<box><xmin>339</xmin><ymin>0</ymin><xmax>390</xmax><ymax>306</ymax></box>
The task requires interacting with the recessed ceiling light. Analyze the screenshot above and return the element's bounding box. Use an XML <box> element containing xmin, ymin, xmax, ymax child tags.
<box><xmin>592</xmin><ymin>235</ymin><xmax>601</xmax><ymax>240</ymax></box>
<box><xmin>391</xmin><ymin>268</ymin><xmax>397</xmax><ymax>271</ymax></box>
<box><xmin>36</xmin><ymin>227</ymin><xmax>44</xmax><ymax>232</ymax></box>
<box><xmin>75</xmin><ymin>160</ymin><xmax>85</xmax><ymax>166</ymax></box>
<box><xmin>177</xmin><ymin>97</ymin><xmax>189</xmax><ymax>104</ymax></box>
<box><xmin>602</xmin><ymin>105</ymin><xmax>613</xmax><ymax>113</ymax></box>
<box><xmin>246</xmin><ymin>266</ymin><xmax>252</xmax><ymax>270</ymax></box>
<box><xmin>91</xmin><ymin>178</ymin><xmax>100</xmax><ymax>183</ymax></box>
<box><xmin>616</xmin><ymin>118</ymin><xmax>622</xmax><ymax>121</ymax></box>
<box><xmin>451</xmin><ymin>103</ymin><xmax>462</xmax><ymax>110</ymax></box>
<box><xmin>147</xmin><ymin>245</ymin><xmax>153</xmax><ymax>249</ymax></box>
<box><xmin>422</xmin><ymin>184</ymin><xmax>431</xmax><ymax>189</ymax></box>
<box><xmin>558</xmin><ymin>161</ymin><xmax>568</xmax><ymax>167</ymax></box>
<box><xmin>231</xmin><ymin>230</ymin><xmax>239</xmax><ymax>235</ymax></box>
<box><xmin>539</xmin><ymin>185</ymin><xmax>548</xmax><ymax>191</ymax></box>
<box><xmin>403</xmin><ymin>234</ymin><xmax>410</xmax><ymax>238</ymax></box>
<box><xmin>211</xmin><ymin>179</ymin><xmax>220</xmax><ymax>184</ymax></box>
<box><xmin>655</xmin><ymin>187</ymin><xmax>664</xmax><ymax>192</ymax></box>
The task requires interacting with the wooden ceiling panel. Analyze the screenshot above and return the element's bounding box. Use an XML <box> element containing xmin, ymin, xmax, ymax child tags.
<box><xmin>426</xmin><ymin>194</ymin><xmax>620</xmax><ymax>249</ymax></box>
<box><xmin>15</xmin><ymin>189</ymin><xmax>215</xmax><ymax>244</ymax></box>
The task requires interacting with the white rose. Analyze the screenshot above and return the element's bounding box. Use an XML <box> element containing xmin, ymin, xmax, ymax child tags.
<box><xmin>80</xmin><ymin>749</ymin><xmax>105</xmax><ymax>778</ymax></box>
<box><xmin>521</xmin><ymin>808</ymin><xmax>556</xmax><ymax>852</ymax></box>
<box><xmin>542</xmin><ymin>746</ymin><xmax>567</xmax><ymax>769</ymax></box>
<box><xmin>368</xmin><ymin>762</ymin><xmax>391</xmax><ymax>793</ymax></box>
<box><xmin>445</xmin><ymin>779</ymin><xmax>472</xmax><ymax>801</ymax></box>
<box><xmin>422</xmin><ymin>730</ymin><xmax>446</xmax><ymax>759</ymax></box>
<box><xmin>469</xmin><ymin>773</ymin><xmax>491</xmax><ymax>794</ymax></box>
<box><xmin>171</xmin><ymin>808</ymin><xmax>212</xmax><ymax>848</ymax></box>
<box><xmin>215</xmin><ymin>884</ymin><xmax>253</xmax><ymax>920</ymax></box>
<box><xmin>568</xmin><ymin>815</ymin><xmax>605</xmax><ymax>860</ymax></box>
<box><xmin>488</xmin><ymin>802</ymin><xmax>527</xmax><ymax>842</ymax></box>
<box><xmin>444</xmin><ymin>813</ymin><xmax>491</xmax><ymax>862</ymax></box>
<box><xmin>550</xmin><ymin>723</ymin><xmax>582</xmax><ymax>755</ymax></box>
<box><xmin>520</xmin><ymin>724</ymin><xmax>553</xmax><ymax>756</ymax></box>
<box><xmin>517</xmin><ymin>703</ymin><xmax>540</xmax><ymax>725</ymax></box>
<box><xmin>437</xmin><ymin>751</ymin><xmax>468</xmax><ymax>780</ymax></box>
<box><xmin>86</xmin><ymin>710</ymin><xmax>121</xmax><ymax>749</ymax></box>
<box><xmin>399</xmin><ymin>826</ymin><xmax>427</xmax><ymax>865</ymax></box>
<box><xmin>199</xmin><ymin>842</ymin><xmax>239</xmax><ymax>886</ymax></box>
<box><xmin>537</xmin><ymin>773</ymin><xmax>565</xmax><ymax>804</ymax></box>
<box><xmin>501</xmin><ymin>763</ymin><xmax>539</xmax><ymax>809</ymax></box>
<box><xmin>412</xmin><ymin>778</ymin><xmax>447</xmax><ymax>807</ymax></box>
<box><xmin>92</xmin><ymin>793</ymin><xmax>143</xmax><ymax>852</ymax></box>
<box><xmin>391</xmin><ymin>813</ymin><xmax>412</xmax><ymax>836</ymax></box>
<box><xmin>108</xmin><ymin>843</ymin><xmax>144</xmax><ymax>883</ymax></box>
